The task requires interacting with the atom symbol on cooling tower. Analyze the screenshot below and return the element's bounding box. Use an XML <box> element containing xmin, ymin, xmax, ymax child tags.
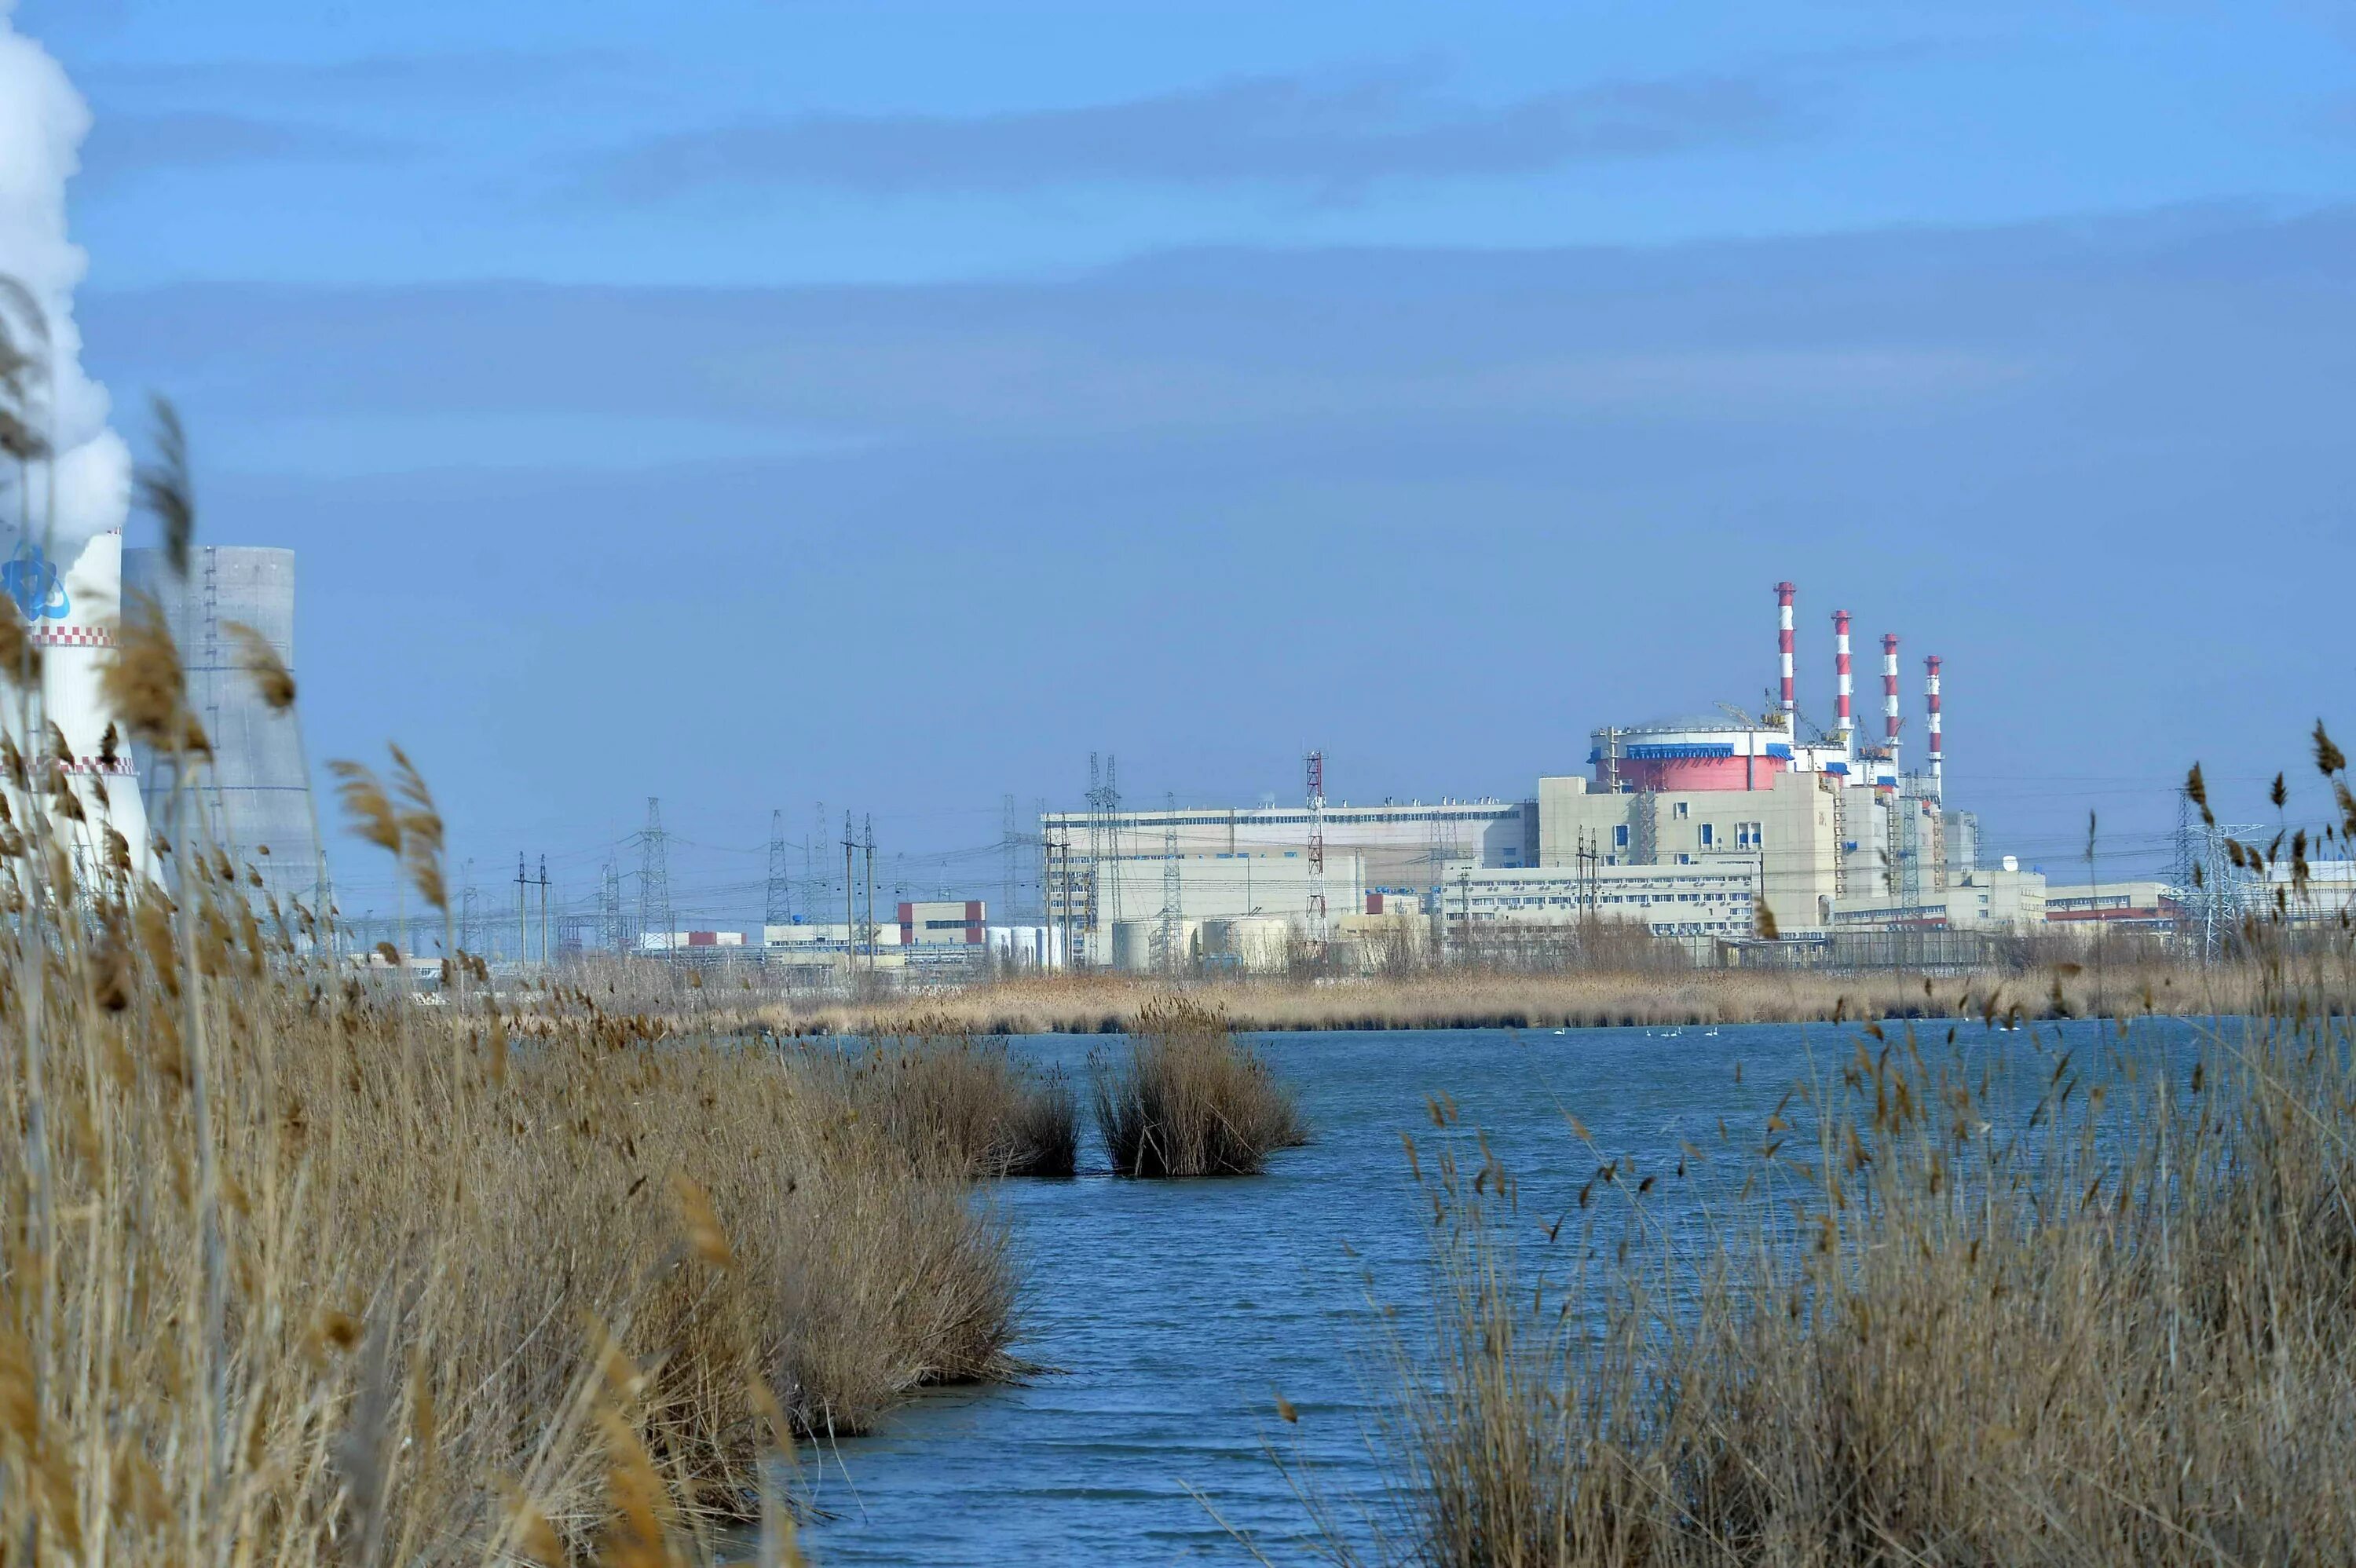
<box><xmin>1</xmin><ymin>543</ymin><xmax>68</xmax><ymax>622</ymax></box>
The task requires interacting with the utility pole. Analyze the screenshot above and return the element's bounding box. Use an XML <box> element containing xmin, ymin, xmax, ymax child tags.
<box><xmin>863</xmin><ymin>814</ymin><xmax>877</xmax><ymax>969</ymax></box>
<box><xmin>515</xmin><ymin>852</ymin><xmax>529</xmax><ymax>967</ymax></box>
<box><xmin>841</xmin><ymin>811</ymin><xmax>858</xmax><ymax>981</ymax></box>
<box><xmin>538</xmin><ymin>854</ymin><xmax>551</xmax><ymax>966</ymax></box>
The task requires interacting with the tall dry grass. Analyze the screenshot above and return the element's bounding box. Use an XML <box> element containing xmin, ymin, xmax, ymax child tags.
<box><xmin>0</xmin><ymin>382</ymin><xmax>1022</xmax><ymax>1563</ymax></box>
<box><xmin>1363</xmin><ymin>736</ymin><xmax>2356</xmax><ymax>1567</ymax></box>
<box><xmin>1091</xmin><ymin>996</ymin><xmax>1308</xmax><ymax>1177</ymax></box>
<box><xmin>798</xmin><ymin>1014</ymin><xmax>1080</xmax><ymax>1178</ymax></box>
<box><xmin>765</xmin><ymin>963</ymin><xmax>2246</xmax><ymax>1040</ymax></box>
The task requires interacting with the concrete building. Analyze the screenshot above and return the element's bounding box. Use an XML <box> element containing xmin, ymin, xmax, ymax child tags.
<box><xmin>1828</xmin><ymin>861</ymin><xmax>2046</xmax><ymax>934</ymax></box>
<box><xmin>1041</xmin><ymin>799</ymin><xmax>1531</xmax><ymax>912</ymax></box>
<box><xmin>1538</xmin><ymin>757</ymin><xmax>1844</xmax><ymax>931</ymax></box>
<box><xmin>1451</xmin><ymin>859</ymin><xmax>1762</xmax><ymax>939</ymax></box>
<box><xmin>640</xmin><ymin>930</ymin><xmax>748</xmax><ymax>952</ymax></box>
<box><xmin>2043</xmin><ymin>881</ymin><xmax>2177</xmax><ymax>933</ymax></box>
<box><xmin>898</xmin><ymin>899</ymin><xmax>985</xmax><ymax>948</ymax></box>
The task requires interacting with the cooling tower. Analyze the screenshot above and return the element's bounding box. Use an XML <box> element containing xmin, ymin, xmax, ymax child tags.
<box><xmin>0</xmin><ymin>526</ymin><xmax>152</xmax><ymax>881</ymax></box>
<box><xmin>123</xmin><ymin>546</ymin><xmax>330</xmax><ymax>919</ymax></box>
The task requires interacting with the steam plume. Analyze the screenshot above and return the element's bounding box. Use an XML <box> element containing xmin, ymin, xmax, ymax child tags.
<box><xmin>0</xmin><ymin>4</ymin><xmax>130</xmax><ymax>545</ymax></box>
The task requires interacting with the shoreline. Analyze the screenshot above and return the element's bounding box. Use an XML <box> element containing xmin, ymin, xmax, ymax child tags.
<box><xmin>720</xmin><ymin>963</ymin><xmax>2258</xmax><ymax>1039</ymax></box>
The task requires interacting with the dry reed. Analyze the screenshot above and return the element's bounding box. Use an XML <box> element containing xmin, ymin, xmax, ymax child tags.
<box><xmin>0</xmin><ymin>382</ymin><xmax>1022</xmax><ymax>1563</ymax></box>
<box><xmin>800</xmin><ymin>1015</ymin><xmax>1080</xmax><ymax>1178</ymax></box>
<box><xmin>1361</xmin><ymin>736</ymin><xmax>2356</xmax><ymax>1567</ymax></box>
<box><xmin>753</xmin><ymin>963</ymin><xmax>2248</xmax><ymax>1041</ymax></box>
<box><xmin>1091</xmin><ymin>996</ymin><xmax>1308</xmax><ymax>1177</ymax></box>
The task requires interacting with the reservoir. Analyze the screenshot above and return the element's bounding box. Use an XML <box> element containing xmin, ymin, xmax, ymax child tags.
<box><xmin>796</xmin><ymin>1017</ymin><xmax>2194</xmax><ymax>1565</ymax></box>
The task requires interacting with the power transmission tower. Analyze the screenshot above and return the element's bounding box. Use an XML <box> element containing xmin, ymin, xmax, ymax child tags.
<box><xmin>766</xmin><ymin>808</ymin><xmax>792</xmax><ymax>931</ymax></box>
<box><xmin>538</xmin><ymin>854</ymin><xmax>551</xmax><ymax>966</ymax></box>
<box><xmin>1001</xmin><ymin>793</ymin><xmax>1019</xmax><ymax>923</ymax></box>
<box><xmin>459</xmin><ymin>857</ymin><xmax>479</xmax><ymax>956</ymax></box>
<box><xmin>515</xmin><ymin>853</ymin><xmax>530</xmax><ymax>964</ymax></box>
<box><xmin>1305</xmin><ymin>750</ymin><xmax>1327</xmax><ymax>945</ymax></box>
<box><xmin>600</xmin><ymin>862</ymin><xmax>625</xmax><ymax>952</ymax></box>
<box><xmin>1156</xmin><ymin>791</ymin><xmax>1183</xmax><ymax>973</ymax></box>
<box><xmin>638</xmin><ymin>797</ymin><xmax>672</xmax><ymax>960</ymax></box>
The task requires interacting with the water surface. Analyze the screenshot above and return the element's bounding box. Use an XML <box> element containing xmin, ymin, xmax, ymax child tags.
<box><xmin>797</xmin><ymin>1018</ymin><xmax>2195</xmax><ymax>1566</ymax></box>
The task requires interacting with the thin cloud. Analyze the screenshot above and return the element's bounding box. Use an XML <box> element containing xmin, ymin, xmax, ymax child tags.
<box><xmin>82</xmin><ymin>49</ymin><xmax>635</xmax><ymax>104</ymax></box>
<box><xmin>580</xmin><ymin>66</ymin><xmax>1808</xmax><ymax>200</ymax></box>
<box><xmin>80</xmin><ymin>112</ymin><xmax>412</xmax><ymax>184</ymax></box>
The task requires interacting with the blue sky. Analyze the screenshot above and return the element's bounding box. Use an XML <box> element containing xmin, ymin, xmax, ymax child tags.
<box><xmin>17</xmin><ymin>0</ymin><xmax>2356</xmax><ymax>922</ymax></box>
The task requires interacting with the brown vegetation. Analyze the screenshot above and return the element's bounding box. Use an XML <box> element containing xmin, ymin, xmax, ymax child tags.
<box><xmin>0</xmin><ymin>386</ymin><xmax>1020</xmax><ymax>1563</ymax></box>
<box><xmin>1091</xmin><ymin>996</ymin><xmax>1308</xmax><ymax>1177</ymax></box>
<box><xmin>797</xmin><ymin>1014</ymin><xmax>1079</xmax><ymax>1178</ymax></box>
<box><xmin>1363</xmin><ymin>733</ymin><xmax>2356</xmax><ymax>1566</ymax></box>
<box><xmin>741</xmin><ymin>961</ymin><xmax>2257</xmax><ymax>1040</ymax></box>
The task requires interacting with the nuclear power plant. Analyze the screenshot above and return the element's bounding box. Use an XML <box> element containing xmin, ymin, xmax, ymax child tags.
<box><xmin>1039</xmin><ymin>579</ymin><xmax>2036</xmax><ymax>971</ymax></box>
<box><xmin>123</xmin><ymin>545</ymin><xmax>330</xmax><ymax>919</ymax></box>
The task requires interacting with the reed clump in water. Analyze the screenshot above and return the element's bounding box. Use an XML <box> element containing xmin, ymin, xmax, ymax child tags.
<box><xmin>1371</xmin><ymin>734</ymin><xmax>2356</xmax><ymax>1568</ymax></box>
<box><xmin>0</xmin><ymin>382</ymin><xmax>1018</xmax><ymax>1561</ymax></box>
<box><xmin>807</xmin><ymin>1015</ymin><xmax>1079</xmax><ymax>1178</ymax></box>
<box><xmin>1093</xmin><ymin>996</ymin><xmax>1308</xmax><ymax>1176</ymax></box>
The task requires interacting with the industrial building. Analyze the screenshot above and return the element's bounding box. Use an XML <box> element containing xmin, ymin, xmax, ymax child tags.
<box><xmin>124</xmin><ymin>545</ymin><xmax>329</xmax><ymax>919</ymax></box>
<box><xmin>1450</xmin><ymin>860</ymin><xmax>1762</xmax><ymax>939</ymax></box>
<box><xmin>1031</xmin><ymin>578</ymin><xmax>2001</xmax><ymax>967</ymax></box>
<box><xmin>1829</xmin><ymin>860</ymin><xmax>2047</xmax><ymax>935</ymax></box>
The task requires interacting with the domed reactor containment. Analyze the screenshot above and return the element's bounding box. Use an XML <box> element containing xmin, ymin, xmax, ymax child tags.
<box><xmin>124</xmin><ymin>545</ymin><xmax>331</xmax><ymax>925</ymax></box>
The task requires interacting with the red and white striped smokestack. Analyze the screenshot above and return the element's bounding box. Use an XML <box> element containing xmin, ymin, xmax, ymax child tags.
<box><xmin>1880</xmin><ymin>633</ymin><xmax>1901</xmax><ymax>765</ymax></box>
<box><xmin>1776</xmin><ymin>581</ymin><xmax>1795</xmax><ymax>728</ymax></box>
<box><xmin>1832</xmin><ymin>610</ymin><xmax>1853</xmax><ymax>744</ymax></box>
<box><xmin>1925</xmin><ymin>655</ymin><xmax>1944</xmax><ymax>802</ymax></box>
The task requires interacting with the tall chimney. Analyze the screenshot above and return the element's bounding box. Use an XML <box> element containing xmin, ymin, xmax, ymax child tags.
<box><xmin>1832</xmin><ymin>609</ymin><xmax>1853</xmax><ymax>746</ymax></box>
<box><xmin>1881</xmin><ymin>633</ymin><xmax>1902</xmax><ymax>770</ymax></box>
<box><xmin>1776</xmin><ymin>581</ymin><xmax>1796</xmax><ymax>729</ymax></box>
<box><xmin>1924</xmin><ymin>654</ymin><xmax>1943</xmax><ymax>802</ymax></box>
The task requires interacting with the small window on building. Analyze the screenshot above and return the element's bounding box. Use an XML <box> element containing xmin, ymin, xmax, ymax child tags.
<box><xmin>1699</xmin><ymin>824</ymin><xmax>1715</xmax><ymax>846</ymax></box>
<box><xmin>1674</xmin><ymin>802</ymin><xmax>1689</xmax><ymax>819</ymax></box>
<box><xmin>1614</xmin><ymin>825</ymin><xmax>1630</xmax><ymax>847</ymax></box>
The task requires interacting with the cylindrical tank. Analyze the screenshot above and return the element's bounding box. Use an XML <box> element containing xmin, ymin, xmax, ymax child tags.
<box><xmin>123</xmin><ymin>546</ymin><xmax>329</xmax><ymax>920</ymax></box>
<box><xmin>1110</xmin><ymin>919</ymin><xmax>1156</xmax><ymax>973</ymax></box>
<box><xmin>2</xmin><ymin>526</ymin><xmax>152</xmax><ymax>880</ymax></box>
<box><xmin>1227</xmin><ymin>915</ymin><xmax>1293</xmax><ymax>974</ymax></box>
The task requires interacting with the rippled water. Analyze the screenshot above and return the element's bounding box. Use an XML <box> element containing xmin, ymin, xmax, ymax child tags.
<box><xmin>794</xmin><ymin>1018</ymin><xmax>2197</xmax><ymax>1566</ymax></box>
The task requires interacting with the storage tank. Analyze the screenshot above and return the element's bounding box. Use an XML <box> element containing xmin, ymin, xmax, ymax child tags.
<box><xmin>1110</xmin><ymin>919</ymin><xmax>1157</xmax><ymax>973</ymax></box>
<box><xmin>1225</xmin><ymin>908</ymin><xmax>1301</xmax><ymax>970</ymax></box>
<box><xmin>123</xmin><ymin>546</ymin><xmax>329</xmax><ymax>920</ymax></box>
<box><xmin>1</xmin><ymin>527</ymin><xmax>151</xmax><ymax>881</ymax></box>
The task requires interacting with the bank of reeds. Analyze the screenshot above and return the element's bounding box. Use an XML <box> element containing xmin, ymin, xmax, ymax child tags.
<box><xmin>0</xmin><ymin>386</ymin><xmax>1020</xmax><ymax>1561</ymax></box>
<box><xmin>1091</xmin><ymin>996</ymin><xmax>1308</xmax><ymax>1176</ymax></box>
<box><xmin>1363</xmin><ymin>738</ymin><xmax>2356</xmax><ymax>1566</ymax></box>
<box><xmin>757</xmin><ymin>962</ymin><xmax>2250</xmax><ymax>1040</ymax></box>
<box><xmin>799</xmin><ymin>1016</ymin><xmax>1079</xmax><ymax>1177</ymax></box>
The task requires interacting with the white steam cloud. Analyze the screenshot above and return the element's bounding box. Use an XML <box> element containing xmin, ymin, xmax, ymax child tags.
<box><xmin>0</xmin><ymin>4</ymin><xmax>130</xmax><ymax>546</ymax></box>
